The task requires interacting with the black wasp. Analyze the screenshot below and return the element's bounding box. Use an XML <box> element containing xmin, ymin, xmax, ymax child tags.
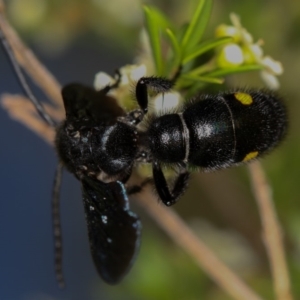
<box><xmin>1</xmin><ymin>29</ymin><xmax>287</xmax><ymax>286</ymax></box>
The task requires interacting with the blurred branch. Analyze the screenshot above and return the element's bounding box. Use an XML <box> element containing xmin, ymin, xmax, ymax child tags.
<box><xmin>248</xmin><ymin>162</ymin><xmax>293</xmax><ymax>300</ymax></box>
<box><xmin>0</xmin><ymin>0</ymin><xmax>63</xmax><ymax>108</ymax></box>
<box><xmin>134</xmin><ymin>187</ymin><xmax>262</xmax><ymax>300</ymax></box>
<box><xmin>1</xmin><ymin>94</ymin><xmax>56</xmax><ymax>143</ymax></box>
<box><xmin>195</xmin><ymin>171</ymin><xmax>267</xmax><ymax>261</ymax></box>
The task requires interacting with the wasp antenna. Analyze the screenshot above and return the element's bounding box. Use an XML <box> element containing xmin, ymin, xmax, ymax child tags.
<box><xmin>52</xmin><ymin>162</ymin><xmax>65</xmax><ymax>288</ymax></box>
<box><xmin>0</xmin><ymin>28</ymin><xmax>56</xmax><ymax>127</ymax></box>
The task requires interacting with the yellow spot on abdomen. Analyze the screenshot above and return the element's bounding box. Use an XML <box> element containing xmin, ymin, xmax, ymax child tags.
<box><xmin>243</xmin><ymin>151</ymin><xmax>259</xmax><ymax>162</ymax></box>
<box><xmin>234</xmin><ymin>92</ymin><xmax>253</xmax><ymax>105</ymax></box>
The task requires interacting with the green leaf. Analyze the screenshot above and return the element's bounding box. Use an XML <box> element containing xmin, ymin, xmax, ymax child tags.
<box><xmin>182</xmin><ymin>73</ymin><xmax>224</xmax><ymax>84</ymax></box>
<box><xmin>176</xmin><ymin>79</ymin><xmax>207</xmax><ymax>97</ymax></box>
<box><xmin>181</xmin><ymin>0</ymin><xmax>213</xmax><ymax>55</ymax></box>
<box><xmin>165</xmin><ymin>28</ymin><xmax>182</xmax><ymax>74</ymax></box>
<box><xmin>206</xmin><ymin>64</ymin><xmax>263</xmax><ymax>77</ymax></box>
<box><xmin>182</xmin><ymin>37</ymin><xmax>232</xmax><ymax>65</ymax></box>
<box><xmin>143</xmin><ymin>5</ymin><xmax>171</xmax><ymax>75</ymax></box>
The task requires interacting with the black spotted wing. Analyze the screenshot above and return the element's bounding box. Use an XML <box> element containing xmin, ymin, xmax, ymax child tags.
<box><xmin>81</xmin><ymin>176</ymin><xmax>142</xmax><ymax>284</ymax></box>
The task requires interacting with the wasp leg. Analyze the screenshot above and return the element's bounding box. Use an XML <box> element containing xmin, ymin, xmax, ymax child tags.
<box><xmin>126</xmin><ymin>178</ymin><xmax>153</xmax><ymax>195</ymax></box>
<box><xmin>135</xmin><ymin>77</ymin><xmax>174</xmax><ymax>113</ymax></box>
<box><xmin>100</xmin><ymin>69</ymin><xmax>122</xmax><ymax>94</ymax></box>
<box><xmin>152</xmin><ymin>161</ymin><xmax>190</xmax><ymax>206</ymax></box>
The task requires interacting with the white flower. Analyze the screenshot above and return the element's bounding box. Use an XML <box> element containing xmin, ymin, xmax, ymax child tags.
<box><xmin>259</xmin><ymin>56</ymin><xmax>283</xmax><ymax>90</ymax></box>
<box><xmin>229</xmin><ymin>13</ymin><xmax>253</xmax><ymax>44</ymax></box>
<box><xmin>93</xmin><ymin>63</ymin><xmax>181</xmax><ymax>112</ymax></box>
<box><xmin>94</xmin><ymin>64</ymin><xmax>147</xmax><ymax>91</ymax></box>
<box><xmin>153</xmin><ymin>92</ymin><xmax>181</xmax><ymax>112</ymax></box>
<box><xmin>118</xmin><ymin>64</ymin><xmax>147</xmax><ymax>85</ymax></box>
<box><xmin>261</xmin><ymin>56</ymin><xmax>283</xmax><ymax>75</ymax></box>
<box><xmin>93</xmin><ymin>64</ymin><xmax>147</xmax><ymax>108</ymax></box>
<box><xmin>94</xmin><ymin>72</ymin><xmax>114</xmax><ymax>90</ymax></box>
<box><xmin>217</xmin><ymin>44</ymin><xmax>244</xmax><ymax>68</ymax></box>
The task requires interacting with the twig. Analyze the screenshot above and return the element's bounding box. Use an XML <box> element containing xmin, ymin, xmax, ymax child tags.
<box><xmin>0</xmin><ymin>2</ymin><xmax>63</xmax><ymax>108</ymax></box>
<box><xmin>133</xmin><ymin>187</ymin><xmax>263</xmax><ymax>300</ymax></box>
<box><xmin>248</xmin><ymin>162</ymin><xmax>293</xmax><ymax>300</ymax></box>
<box><xmin>1</xmin><ymin>94</ymin><xmax>56</xmax><ymax>143</ymax></box>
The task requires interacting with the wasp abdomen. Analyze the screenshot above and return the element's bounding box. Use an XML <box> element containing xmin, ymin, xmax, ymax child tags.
<box><xmin>183</xmin><ymin>97</ymin><xmax>235</xmax><ymax>169</ymax></box>
<box><xmin>224</xmin><ymin>91</ymin><xmax>287</xmax><ymax>163</ymax></box>
<box><xmin>183</xmin><ymin>91</ymin><xmax>287</xmax><ymax>170</ymax></box>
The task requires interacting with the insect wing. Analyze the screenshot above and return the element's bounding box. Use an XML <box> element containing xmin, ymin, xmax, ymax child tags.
<box><xmin>81</xmin><ymin>177</ymin><xmax>142</xmax><ymax>284</ymax></box>
<box><xmin>61</xmin><ymin>83</ymin><xmax>125</xmax><ymax>125</ymax></box>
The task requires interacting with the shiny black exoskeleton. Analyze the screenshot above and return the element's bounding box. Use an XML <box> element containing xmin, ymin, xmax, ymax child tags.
<box><xmin>54</xmin><ymin>76</ymin><xmax>287</xmax><ymax>284</ymax></box>
<box><xmin>57</xmin><ymin>78</ymin><xmax>287</xmax><ymax>207</ymax></box>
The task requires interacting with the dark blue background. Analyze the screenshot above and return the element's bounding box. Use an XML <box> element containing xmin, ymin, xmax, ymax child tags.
<box><xmin>0</xmin><ymin>40</ymin><xmax>131</xmax><ymax>300</ymax></box>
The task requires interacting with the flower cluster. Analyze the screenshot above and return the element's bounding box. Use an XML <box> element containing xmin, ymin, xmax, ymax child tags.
<box><xmin>215</xmin><ymin>13</ymin><xmax>283</xmax><ymax>89</ymax></box>
<box><xmin>94</xmin><ymin>64</ymin><xmax>181</xmax><ymax>112</ymax></box>
<box><xmin>94</xmin><ymin>10</ymin><xmax>284</xmax><ymax>112</ymax></box>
